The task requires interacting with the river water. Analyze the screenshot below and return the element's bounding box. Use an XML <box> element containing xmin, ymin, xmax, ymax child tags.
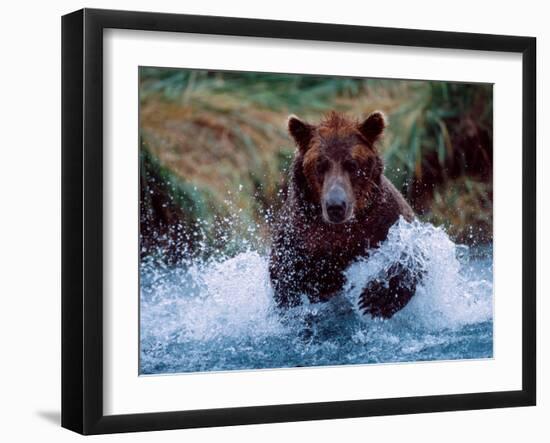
<box><xmin>140</xmin><ymin>218</ymin><xmax>493</xmax><ymax>374</ymax></box>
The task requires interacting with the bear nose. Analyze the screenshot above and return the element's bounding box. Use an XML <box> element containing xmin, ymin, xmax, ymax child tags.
<box><xmin>325</xmin><ymin>187</ymin><xmax>348</xmax><ymax>223</ymax></box>
<box><xmin>327</xmin><ymin>203</ymin><xmax>346</xmax><ymax>222</ymax></box>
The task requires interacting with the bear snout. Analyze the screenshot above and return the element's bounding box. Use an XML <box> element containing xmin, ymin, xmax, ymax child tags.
<box><xmin>323</xmin><ymin>184</ymin><xmax>352</xmax><ymax>224</ymax></box>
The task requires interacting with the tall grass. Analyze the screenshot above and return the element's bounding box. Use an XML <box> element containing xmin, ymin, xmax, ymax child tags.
<box><xmin>139</xmin><ymin>68</ymin><xmax>493</xmax><ymax>259</ymax></box>
<box><xmin>140</xmin><ymin>67</ymin><xmax>368</xmax><ymax>112</ymax></box>
<box><xmin>384</xmin><ymin>82</ymin><xmax>492</xmax><ymax>198</ymax></box>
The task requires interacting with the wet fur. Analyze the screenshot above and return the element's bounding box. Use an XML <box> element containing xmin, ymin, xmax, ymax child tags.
<box><xmin>269</xmin><ymin>112</ymin><xmax>422</xmax><ymax>318</ymax></box>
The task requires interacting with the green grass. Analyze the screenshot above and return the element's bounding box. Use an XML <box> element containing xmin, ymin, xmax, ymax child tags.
<box><xmin>139</xmin><ymin>68</ymin><xmax>493</xmax><ymax>256</ymax></box>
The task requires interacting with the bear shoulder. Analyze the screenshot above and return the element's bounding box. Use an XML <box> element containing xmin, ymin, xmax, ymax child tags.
<box><xmin>379</xmin><ymin>175</ymin><xmax>415</xmax><ymax>222</ymax></box>
<box><xmin>357</xmin><ymin>175</ymin><xmax>414</xmax><ymax>247</ymax></box>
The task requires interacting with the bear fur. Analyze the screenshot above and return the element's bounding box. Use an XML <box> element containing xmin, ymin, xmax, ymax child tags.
<box><xmin>269</xmin><ymin>111</ymin><xmax>421</xmax><ymax>319</ymax></box>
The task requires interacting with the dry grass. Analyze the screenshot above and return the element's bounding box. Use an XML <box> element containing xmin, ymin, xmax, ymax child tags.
<box><xmin>139</xmin><ymin>69</ymin><xmax>493</xmax><ymax>258</ymax></box>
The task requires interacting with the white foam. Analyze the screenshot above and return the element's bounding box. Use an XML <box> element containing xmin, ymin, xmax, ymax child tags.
<box><xmin>345</xmin><ymin>218</ymin><xmax>493</xmax><ymax>330</ymax></box>
<box><xmin>141</xmin><ymin>251</ymin><xmax>283</xmax><ymax>344</ymax></box>
<box><xmin>140</xmin><ymin>218</ymin><xmax>493</xmax><ymax>373</ymax></box>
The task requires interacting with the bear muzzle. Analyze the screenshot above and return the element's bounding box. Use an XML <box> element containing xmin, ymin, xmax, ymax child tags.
<box><xmin>322</xmin><ymin>183</ymin><xmax>354</xmax><ymax>224</ymax></box>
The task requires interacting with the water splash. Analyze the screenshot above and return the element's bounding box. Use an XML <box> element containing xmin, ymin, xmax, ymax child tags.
<box><xmin>140</xmin><ymin>218</ymin><xmax>493</xmax><ymax>374</ymax></box>
<box><xmin>344</xmin><ymin>218</ymin><xmax>493</xmax><ymax>330</ymax></box>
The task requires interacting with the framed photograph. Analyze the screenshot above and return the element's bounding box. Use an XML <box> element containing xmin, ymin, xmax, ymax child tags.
<box><xmin>62</xmin><ymin>8</ymin><xmax>536</xmax><ymax>435</ymax></box>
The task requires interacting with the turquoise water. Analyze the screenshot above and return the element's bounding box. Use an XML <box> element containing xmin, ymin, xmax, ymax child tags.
<box><xmin>139</xmin><ymin>219</ymin><xmax>493</xmax><ymax>374</ymax></box>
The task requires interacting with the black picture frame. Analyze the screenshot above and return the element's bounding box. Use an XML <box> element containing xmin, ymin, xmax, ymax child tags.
<box><xmin>62</xmin><ymin>8</ymin><xmax>536</xmax><ymax>435</ymax></box>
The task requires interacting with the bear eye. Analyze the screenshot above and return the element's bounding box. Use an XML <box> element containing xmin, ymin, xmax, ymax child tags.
<box><xmin>317</xmin><ymin>157</ymin><xmax>331</xmax><ymax>174</ymax></box>
<box><xmin>343</xmin><ymin>159</ymin><xmax>359</xmax><ymax>174</ymax></box>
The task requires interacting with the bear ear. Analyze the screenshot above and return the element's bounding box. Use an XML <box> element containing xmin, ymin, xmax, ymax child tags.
<box><xmin>288</xmin><ymin>115</ymin><xmax>313</xmax><ymax>154</ymax></box>
<box><xmin>358</xmin><ymin>111</ymin><xmax>387</xmax><ymax>144</ymax></box>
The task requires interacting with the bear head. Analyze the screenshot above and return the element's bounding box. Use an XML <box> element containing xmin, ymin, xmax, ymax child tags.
<box><xmin>288</xmin><ymin>111</ymin><xmax>386</xmax><ymax>224</ymax></box>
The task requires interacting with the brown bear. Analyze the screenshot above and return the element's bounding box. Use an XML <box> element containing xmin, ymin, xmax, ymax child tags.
<box><xmin>269</xmin><ymin>111</ymin><xmax>421</xmax><ymax>319</ymax></box>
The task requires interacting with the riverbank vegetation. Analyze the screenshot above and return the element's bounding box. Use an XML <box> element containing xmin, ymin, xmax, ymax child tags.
<box><xmin>139</xmin><ymin>68</ymin><xmax>493</xmax><ymax>262</ymax></box>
